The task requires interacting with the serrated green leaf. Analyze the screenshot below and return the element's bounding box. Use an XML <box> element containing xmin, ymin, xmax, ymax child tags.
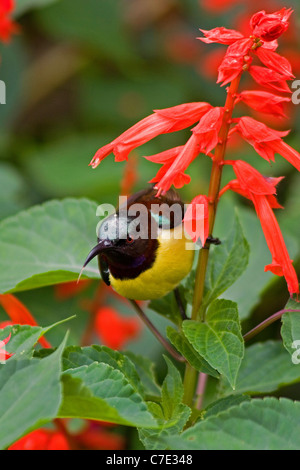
<box><xmin>0</xmin><ymin>335</ymin><xmax>66</xmax><ymax>449</ymax></box>
<box><xmin>138</xmin><ymin>357</ymin><xmax>190</xmax><ymax>450</ymax></box>
<box><xmin>204</xmin><ymin>212</ymin><xmax>250</xmax><ymax>307</ymax></box>
<box><xmin>204</xmin><ymin>394</ymin><xmax>251</xmax><ymax>419</ymax></box>
<box><xmin>281</xmin><ymin>298</ymin><xmax>300</xmax><ymax>358</ymax></box>
<box><xmin>59</xmin><ymin>361</ymin><xmax>157</xmax><ymax>428</ymax></box>
<box><xmin>0</xmin><ymin>317</ymin><xmax>74</xmax><ymax>359</ymax></box>
<box><xmin>124</xmin><ymin>351</ymin><xmax>161</xmax><ymax>397</ymax></box>
<box><xmin>166</xmin><ymin>326</ymin><xmax>219</xmax><ymax>378</ymax></box>
<box><xmin>0</xmin><ymin>198</ymin><xmax>100</xmax><ymax>294</ymax></box>
<box><xmin>220</xmin><ymin>340</ymin><xmax>300</xmax><ymax>395</ymax></box>
<box><xmin>63</xmin><ymin>345</ymin><xmax>144</xmax><ymax>397</ymax></box>
<box><xmin>167</xmin><ymin>398</ymin><xmax>300</xmax><ymax>450</ymax></box>
<box><xmin>183</xmin><ymin>299</ymin><xmax>244</xmax><ymax>388</ymax></box>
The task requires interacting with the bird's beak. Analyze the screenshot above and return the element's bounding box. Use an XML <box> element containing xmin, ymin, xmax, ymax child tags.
<box><xmin>77</xmin><ymin>239</ymin><xmax>114</xmax><ymax>282</ymax></box>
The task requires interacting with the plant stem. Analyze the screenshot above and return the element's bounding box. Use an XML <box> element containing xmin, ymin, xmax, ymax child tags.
<box><xmin>129</xmin><ymin>299</ymin><xmax>185</xmax><ymax>363</ymax></box>
<box><xmin>243</xmin><ymin>308</ymin><xmax>300</xmax><ymax>342</ymax></box>
<box><xmin>182</xmin><ymin>74</ymin><xmax>242</xmax><ymax>409</ymax></box>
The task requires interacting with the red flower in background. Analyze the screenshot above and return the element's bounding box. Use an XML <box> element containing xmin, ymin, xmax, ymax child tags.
<box><xmin>95</xmin><ymin>306</ymin><xmax>141</xmax><ymax>350</ymax></box>
<box><xmin>0</xmin><ymin>294</ymin><xmax>51</xmax><ymax>348</ymax></box>
<box><xmin>0</xmin><ymin>0</ymin><xmax>18</xmax><ymax>42</ymax></box>
<box><xmin>0</xmin><ymin>332</ymin><xmax>13</xmax><ymax>360</ymax></box>
<box><xmin>9</xmin><ymin>429</ymin><xmax>70</xmax><ymax>451</ymax></box>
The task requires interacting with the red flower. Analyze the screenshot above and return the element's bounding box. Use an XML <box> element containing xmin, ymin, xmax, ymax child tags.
<box><xmin>250</xmin><ymin>8</ymin><xmax>293</xmax><ymax>42</ymax></box>
<box><xmin>255</xmin><ymin>47</ymin><xmax>294</xmax><ymax>80</ymax></box>
<box><xmin>198</xmin><ymin>27</ymin><xmax>244</xmax><ymax>45</ymax></box>
<box><xmin>193</xmin><ymin>106</ymin><xmax>225</xmax><ymax>154</ymax></box>
<box><xmin>152</xmin><ymin>134</ymin><xmax>200</xmax><ymax>195</ymax></box>
<box><xmin>0</xmin><ymin>332</ymin><xmax>13</xmax><ymax>361</ymax></box>
<box><xmin>183</xmin><ymin>195</ymin><xmax>209</xmax><ymax>246</ymax></box>
<box><xmin>90</xmin><ymin>102</ymin><xmax>212</xmax><ymax>167</ymax></box>
<box><xmin>9</xmin><ymin>429</ymin><xmax>70</xmax><ymax>450</ymax></box>
<box><xmin>0</xmin><ymin>0</ymin><xmax>18</xmax><ymax>42</ymax></box>
<box><xmin>145</xmin><ymin>146</ymin><xmax>191</xmax><ymax>190</ymax></box>
<box><xmin>236</xmin><ymin>90</ymin><xmax>290</xmax><ymax>118</ymax></box>
<box><xmin>221</xmin><ymin>160</ymin><xmax>299</xmax><ymax>295</ymax></box>
<box><xmin>249</xmin><ymin>65</ymin><xmax>292</xmax><ymax>93</ymax></box>
<box><xmin>232</xmin><ymin>116</ymin><xmax>300</xmax><ymax>170</ymax></box>
<box><xmin>94</xmin><ymin>306</ymin><xmax>141</xmax><ymax>350</ymax></box>
<box><xmin>120</xmin><ymin>154</ymin><xmax>139</xmax><ymax>196</ymax></box>
<box><xmin>55</xmin><ymin>280</ymin><xmax>92</xmax><ymax>300</ymax></box>
<box><xmin>0</xmin><ymin>294</ymin><xmax>51</xmax><ymax>348</ymax></box>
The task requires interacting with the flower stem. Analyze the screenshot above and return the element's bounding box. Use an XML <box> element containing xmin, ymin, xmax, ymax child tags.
<box><xmin>183</xmin><ymin>74</ymin><xmax>242</xmax><ymax>409</ymax></box>
<box><xmin>243</xmin><ymin>308</ymin><xmax>300</xmax><ymax>342</ymax></box>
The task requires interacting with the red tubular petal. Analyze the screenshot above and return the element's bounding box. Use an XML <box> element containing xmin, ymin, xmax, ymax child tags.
<box><xmin>269</xmin><ymin>141</ymin><xmax>300</xmax><ymax>172</ymax></box>
<box><xmin>238</xmin><ymin>90</ymin><xmax>290</xmax><ymax>117</ymax></box>
<box><xmin>249</xmin><ymin>65</ymin><xmax>292</xmax><ymax>93</ymax></box>
<box><xmin>183</xmin><ymin>195</ymin><xmax>209</xmax><ymax>246</ymax></box>
<box><xmin>227</xmin><ymin>160</ymin><xmax>278</xmax><ymax>195</ymax></box>
<box><xmin>0</xmin><ymin>294</ymin><xmax>51</xmax><ymax>349</ymax></box>
<box><xmin>251</xmin><ymin>194</ymin><xmax>299</xmax><ymax>295</ymax></box>
<box><xmin>193</xmin><ymin>107</ymin><xmax>224</xmax><ymax>153</ymax></box>
<box><xmin>198</xmin><ymin>27</ymin><xmax>244</xmax><ymax>45</ymax></box>
<box><xmin>90</xmin><ymin>103</ymin><xmax>212</xmax><ymax>168</ymax></box>
<box><xmin>255</xmin><ymin>48</ymin><xmax>295</xmax><ymax>80</ymax></box>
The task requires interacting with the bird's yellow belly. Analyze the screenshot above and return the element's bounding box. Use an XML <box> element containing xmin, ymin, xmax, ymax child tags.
<box><xmin>110</xmin><ymin>225</ymin><xmax>195</xmax><ymax>300</ymax></box>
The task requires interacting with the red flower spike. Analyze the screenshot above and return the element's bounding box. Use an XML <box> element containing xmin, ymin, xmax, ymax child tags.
<box><xmin>90</xmin><ymin>102</ymin><xmax>212</xmax><ymax>167</ymax></box>
<box><xmin>237</xmin><ymin>91</ymin><xmax>290</xmax><ymax>118</ymax></box>
<box><xmin>198</xmin><ymin>27</ymin><xmax>244</xmax><ymax>45</ymax></box>
<box><xmin>250</xmin><ymin>8</ymin><xmax>293</xmax><ymax>42</ymax></box>
<box><xmin>95</xmin><ymin>307</ymin><xmax>141</xmax><ymax>350</ymax></box>
<box><xmin>0</xmin><ymin>294</ymin><xmax>51</xmax><ymax>349</ymax></box>
<box><xmin>183</xmin><ymin>195</ymin><xmax>209</xmax><ymax>246</ymax></box>
<box><xmin>153</xmin><ymin>133</ymin><xmax>200</xmax><ymax>194</ymax></box>
<box><xmin>249</xmin><ymin>65</ymin><xmax>292</xmax><ymax>93</ymax></box>
<box><xmin>251</xmin><ymin>194</ymin><xmax>299</xmax><ymax>296</ymax></box>
<box><xmin>233</xmin><ymin>116</ymin><xmax>300</xmax><ymax>170</ymax></box>
<box><xmin>193</xmin><ymin>107</ymin><xmax>224</xmax><ymax>154</ymax></box>
<box><xmin>255</xmin><ymin>48</ymin><xmax>295</xmax><ymax>80</ymax></box>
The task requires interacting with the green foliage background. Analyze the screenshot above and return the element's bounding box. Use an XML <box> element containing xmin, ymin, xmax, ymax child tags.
<box><xmin>1</xmin><ymin>0</ymin><xmax>300</xmax><ymax>450</ymax></box>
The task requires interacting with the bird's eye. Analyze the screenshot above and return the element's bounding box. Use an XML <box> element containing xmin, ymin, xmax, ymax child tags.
<box><xmin>127</xmin><ymin>236</ymin><xmax>134</xmax><ymax>244</ymax></box>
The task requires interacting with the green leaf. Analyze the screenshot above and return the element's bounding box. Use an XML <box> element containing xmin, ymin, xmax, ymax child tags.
<box><xmin>0</xmin><ymin>335</ymin><xmax>66</xmax><ymax>449</ymax></box>
<box><xmin>0</xmin><ymin>318</ymin><xmax>74</xmax><ymax>359</ymax></box>
<box><xmin>220</xmin><ymin>341</ymin><xmax>300</xmax><ymax>396</ymax></box>
<box><xmin>62</xmin><ymin>345</ymin><xmax>144</xmax><ymax>397</ymax></box>
<box><xmin>138</xmin><ymin>357</ymin><xmax>190</xmax><ymax>450</ymax></box>
<box><xmin>0</xmin><ymin>198</ymin><xmax>100</xmax><ymax>294</ymax></box>
<box><xmin>204</xmin><ymin>394</ymin><xmax>251</xmax><ymax>419</ymax></box>
<box><xmin>166</xmin><ymin>326</ymin><xmax>219</xmax><ymax>378</ymax></box>
<box><xmin>281</xmin><ymin>298</ymin><xmax>300</xmax><ymax>357</ymax></box>
<box><xmin>183</xmin><ymin>299</ymin><xmax>244</xmax><ymax>388</ymax></box>
<box><xmin>167</xmin><ymin>398</ymin><xmax>300</xmax><ymax>450</ymax></box>
<box><xmin>59</xmin><ymin>361</ymin><xmax>157</xmax><ymax>428</ymax></box>
<box><xmin>203</xmin><ymin>211</ymin><xmax>250</xmax><ymax>307</ymax></box>
<box><xmin>124</xmin><ymin>351</ymin><xmax>161</xmax><ymax>397</ymax></box>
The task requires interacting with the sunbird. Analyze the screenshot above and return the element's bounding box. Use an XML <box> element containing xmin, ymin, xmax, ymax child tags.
<box><xmin>81</xmin><ymin>186</ymin><xmax>195</xmax><ymax>301</ymax></box>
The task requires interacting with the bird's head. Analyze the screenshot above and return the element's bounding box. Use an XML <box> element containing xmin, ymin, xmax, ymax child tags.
<box><xmin>80</xmin><ymin>187</ymin><xmax>184</xmax><ymax>285</ymax></box>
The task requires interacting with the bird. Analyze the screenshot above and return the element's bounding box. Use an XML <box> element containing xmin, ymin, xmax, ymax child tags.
<box><xmin>81</xmin><ymin>186</ymin><xmax>195</xmax><ymax>302</ymax></box>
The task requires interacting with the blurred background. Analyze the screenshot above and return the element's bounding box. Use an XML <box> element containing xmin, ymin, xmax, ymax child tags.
<box><xmin>1</xmin><ymin>0</ymin><xmax>300</xmax><ymax>450</ymax></box>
